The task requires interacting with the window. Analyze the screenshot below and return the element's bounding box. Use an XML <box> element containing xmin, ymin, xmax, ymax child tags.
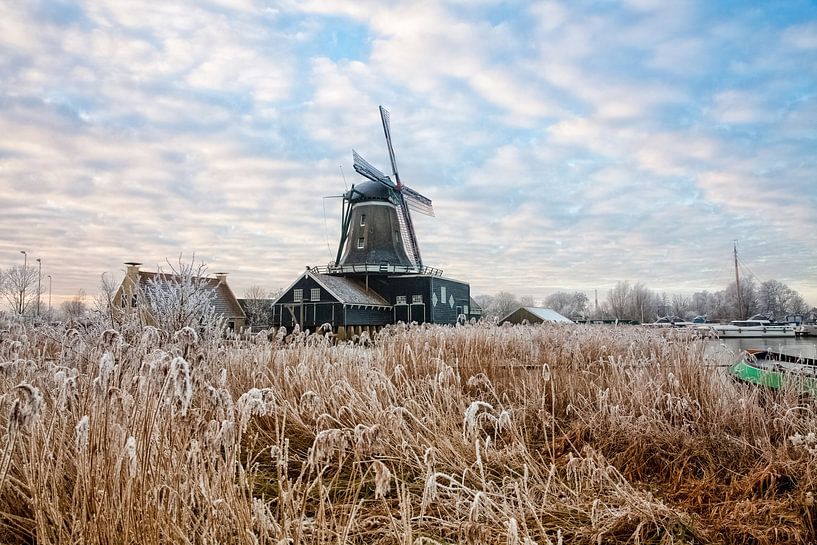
<box><xmin>131</xmin><ymin>294</ymin><xmax>138</xmax><ymax>307</ymax></box>
<box><xmin>396</xmin><ymin>295</ymin><xmax>407</xmax><ymax>305</ymax></box>
<box><xmin>360</xmin><ymin>214</ymin><xmax>366</xmax><ymax>227</ymax></box>
<box><xmin>412</xmin><ymin>294</ymin><xmax>422</xmax><ymax>304</ymax></box>
<box><xmin>440</xmin><ymin>286</ymin><xmax>446</xmax><ymax>301</ymax></box>
<box><xmin>464</xmin><ymin>305</ymin><xmax>469</xmax><ymax>315</ymax></box>
<box><xmin>294</xmin><ymin>289</ymin><xmax>303</xmax><ymax>302</ymax></box>
<box><xmin>311</xmin><ymin>288</ymin><xmax>320</xmax><ymax>301</ymax></box>
<box><xmin>357</xmin><ymin>237</ymin><xmax>365</xmax><ymax>249</ymax></box>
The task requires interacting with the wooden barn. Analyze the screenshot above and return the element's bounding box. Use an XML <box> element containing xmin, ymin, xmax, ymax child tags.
<box><xmin>271</xmin><ymin>106</ymin><xmax>473</xmax><ymax>338</ymax></box>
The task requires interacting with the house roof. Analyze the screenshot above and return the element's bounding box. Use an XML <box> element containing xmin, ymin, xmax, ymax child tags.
<box><xmin>500</xmin><ymin>307</ymin><xmax>573</xmax><ymax>324</ymax></box>
<box><xmin>311</xmin><ymin>273</ymin><xmax>390</xmax><ymax>306</ymax></box>
<box><xmin>272</xmin><ymin>270</ymin><xmax>390</xmax><ymax>307</ymax></box>
<box><xmin>135</xmin><ymin>271</ymin><xmax>246</xmax><ymax>319</ymax></box>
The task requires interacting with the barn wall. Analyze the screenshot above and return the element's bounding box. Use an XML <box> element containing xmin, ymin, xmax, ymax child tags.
<box><xmin>429</xmin><ymin>277</ymin><xmax>471</xmax><ymax>325</ymax></box>
<box><xmin>344</xmin><ymin>307</ymin><xmax>393</xmax><ymax>326</ymax></box>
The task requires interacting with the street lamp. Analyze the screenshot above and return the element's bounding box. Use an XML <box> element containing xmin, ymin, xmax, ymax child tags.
<box><xmin>47</xmin><ymin>275</ymin><xmax>52</xmax><ymax>312</ymax></box>
<box><xmin>19</xmin><ymin>250</ymin><xmax>27</xmax><ymax>315</ymax></box>
<box><xmin>36</xmin><ymin>258</ymin><xmax>42</xmax><ymax>317</ymax></box>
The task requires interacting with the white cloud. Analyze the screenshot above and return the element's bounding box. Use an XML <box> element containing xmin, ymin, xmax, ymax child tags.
<box><xmin>1</xmin><ymin>0</ymin><xmax>816</xmax><ymax>306</ymax></box>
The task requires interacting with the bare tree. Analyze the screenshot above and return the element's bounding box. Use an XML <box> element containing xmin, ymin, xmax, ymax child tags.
<box><xmin>473</xmin><ymin>294</ymin><xmax>494</xmax><ymax>315</ymax></box>
<box><xmin>519</xmin><ymin>295</ymin><xmax>536</xmax><ymax>307</ymax></box>
<box><xmin>61</xmin><ymin>289</ymin><xmax>88</xmax><ymax>319</ymax></box>
<box><xmin>242</xmin><ymin>285</ymin><xmax>276</xmax><ymax>329</ymax></box>
<box><xmin>670</xmin><ymin>294</ymin><xmax>690</xmax><ymax>318</ymax></box>
<box><xmin>0</xmin><ymin>265</ymin><xmax>40</xmax><ymax>315</ymax></box>
<box><xmin>758</xmin><ymin>279</ymin><xmax>808</xmax><ymax>318</ymax></box>
<box><xmin>485</xmin><ymin>291</ymin><xmax>519</xmax><ymax>320</ymax></box>
<box><xmin>93</xmin><ymin>272</ymin><xmax>119</xmax><ymax>327</ymax></box>
<box><xmin>607</xmin><ymin>281</ymin><xmax>630</xmax><ymax>320</ymax></box>
<box><xmin>726</xmin><ymin>277</ymin><xmax>758</xmax><ymax>319</ymax></box>
<box><xmin>544</xmin><ymin>291</ymin><xmax>589</xmax><ymax>318</ymax></box>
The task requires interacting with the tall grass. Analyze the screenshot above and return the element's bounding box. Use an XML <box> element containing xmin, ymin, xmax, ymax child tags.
<box><xmin>0</xmin><ymin>319</ymin><xmax>815</xmax><ymax>544</ymax></box>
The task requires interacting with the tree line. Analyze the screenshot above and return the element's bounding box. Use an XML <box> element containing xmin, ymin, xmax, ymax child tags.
<box><xmin>475</xmin><ymin>278</ymin><xmax>814</xmax><ymax>322</ymax></box>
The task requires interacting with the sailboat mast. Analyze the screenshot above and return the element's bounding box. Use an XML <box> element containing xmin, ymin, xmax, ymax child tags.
<box><xmin>734</xmin><ymin>241</ymin><xmax>742</xmax><ymax>318</ymax></box>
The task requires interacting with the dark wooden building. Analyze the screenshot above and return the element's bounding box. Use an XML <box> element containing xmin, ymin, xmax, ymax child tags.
<box><xmin>272</xmin><ymin>268</ymin><xmax>472</xmax><ymax>337</ymax></box>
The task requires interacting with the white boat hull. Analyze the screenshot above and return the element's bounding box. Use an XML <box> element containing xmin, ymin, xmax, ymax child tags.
<box><xmin>798</xmin><ymin>324</ymin><xmax>817</xmax><ymax>336</ymax></box>
<box><xmin>703</xmin><ymin>325</ymin><xmax>796</xmax><ymax>338</ymax></box>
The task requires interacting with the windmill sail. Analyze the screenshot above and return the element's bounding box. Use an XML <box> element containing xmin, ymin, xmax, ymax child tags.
<box><xmin>401</xmin><ymin>185</ymin><xmax>435</xmax><ymax>216</ymax></box>
<box><xmin>380</xmin><ymin>106</ymin><xmax>401</xmax><ymax>187</ymax></box>
<box><xmin>353</xmin><ymin>150</ymin><xmax>394</xmax><ymax>187</ymax></box>
<box><xmin>395</xmin><ymin>198</ymin><xmax>422</xmax><ymax>267</ymax></box>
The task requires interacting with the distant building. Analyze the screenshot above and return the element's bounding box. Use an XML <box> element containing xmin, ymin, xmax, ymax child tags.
<box><xmin>114</xmin><ymin>262</ymin><xmax>246</xmax><ymax>330</ymax></box>
<box><xmin>468</xmin><ymin>297</ymin><xmax>483</xmax><ymax>322</ymax></box>
<box><xmin>498</xmin><ymin>307</ymin><xmax>574</xmax><ymax>325</ymax></box>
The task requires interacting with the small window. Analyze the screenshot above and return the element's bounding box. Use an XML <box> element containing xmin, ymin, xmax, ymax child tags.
<box><xmin>311</xmin><ymin>288</ymin><xmax>320</xmax><ymax>301</ymax></box>
<box><xmin>357</xmin><ymin>237</ymin><xmax>365</xmax><ymax>249</ymax></box>
<box><xmin>131</xmin><ymin>294</ymin><xmax>138</xmax><ymax>307</ymax></box>
<box><xmin>293</xmin><ymin>289</ymin><xmax>303</xmax><ymax>302</ymax></box>
<box><xmin>396</xmin><ymin>295</ymin><xmax>407</xmax><ymax>305</ymax></box>
<box><xmin>360</xmin><ymin>214</ymin><xmax>366</xmax><ymax>227</ymax></box>
<box><xmin>412</xmin><ymin>294</ymin><xmax>422</xmax><ymax>304</ymax></box>
<box><xmin>464</xmin><ymin>305</ymin><xmax>469</xmax><ymax>315</ymax></box>
<box><xmin>440</xmin><ymin>286</ymin><xmax>446</xmax><ymax>301</ymax></box>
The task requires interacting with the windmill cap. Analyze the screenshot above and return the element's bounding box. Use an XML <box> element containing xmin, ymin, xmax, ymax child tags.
<box><xmin>346</xmin><ymin>180</ymin><xmax>392</xmax><ymax>202</ymax></box>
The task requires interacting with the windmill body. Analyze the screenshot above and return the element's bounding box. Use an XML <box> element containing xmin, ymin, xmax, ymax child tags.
<box><xmin>269</xmin><ymin>106</ymin><xmax>479</xmax><ymax>337</ymax></box>
<box><xmin>336</xmin><ymin>180</ymin><xmax>415</xmax><ymax>269</ymax></box>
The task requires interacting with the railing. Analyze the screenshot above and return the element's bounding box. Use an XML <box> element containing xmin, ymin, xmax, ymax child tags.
<box><xmin>309</xmin><ymin>263</ymin><xmax>444</xmax><ymax>276</ymax></box>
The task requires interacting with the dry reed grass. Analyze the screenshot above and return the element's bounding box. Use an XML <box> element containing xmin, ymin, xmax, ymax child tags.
<box><xmin>0</xmin><ymin>318</ymin><xmax>815</xmax><ymax>544</ymax></box>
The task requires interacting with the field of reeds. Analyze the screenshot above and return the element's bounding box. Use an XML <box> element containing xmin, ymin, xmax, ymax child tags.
<box><xmin>1</xmin><ymin>319</ymin><xmax>816</xmax><ymax>544</ymax></box>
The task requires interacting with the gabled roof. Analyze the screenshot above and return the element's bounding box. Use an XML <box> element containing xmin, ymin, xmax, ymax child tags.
<box><xmin>135</xmin><ymin>271</ymin><xmax>246</xmax><ymax>319</ymax></box>
<box><xmin>499</xmin><ymin>307</ymin><xmax>573</xmax><ymax>324</ymax></box>
<box><xmin>272</xmin><ymin>270</ymin><xmax>390</xmax><ymax>307</ymax></box>
<box><xmin>313</xmin><ymin>273</ymin><xmax>390</xmax><ymax>306</ymax></box>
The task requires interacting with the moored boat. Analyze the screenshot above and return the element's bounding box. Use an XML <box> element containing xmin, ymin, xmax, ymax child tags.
<box><xmin>730</xmin><ymin>349</ymin><xmax>817</xmax><ymax>395</ymax></box>
<box><xmin>699</xmin><ymin>317</ymin><xmax>796</xmax><ymax>338</ymax></box>
<box><xmin>799</xmin><ymin>323</ymin><xmax>817</xmax><ymax>336</ymax></box>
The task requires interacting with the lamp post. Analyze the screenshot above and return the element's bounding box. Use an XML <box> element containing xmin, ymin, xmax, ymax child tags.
<box><xmin>36</xmin><ymin>258</ymin><xmax>42</xmax><ymax>317</ymax></box>
<box><xmin>20</xmin><ymin>250</ymin><xmax>27</xmax><ymax>315</ymax></box>
<box><xmin>47</xmin><ymin>275</ymin><xmax>52</xmax><ymax>313</ymax></box>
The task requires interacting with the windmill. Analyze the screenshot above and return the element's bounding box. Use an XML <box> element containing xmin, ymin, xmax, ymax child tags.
<box><xmin>335</xmin><ymin>106</ymin><xmax>435</xmax><ymax>271</ymax></box>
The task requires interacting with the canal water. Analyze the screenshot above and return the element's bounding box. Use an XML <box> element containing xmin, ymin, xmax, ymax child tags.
<box><xmin>705</xmin><ymin>336</ymin><xmax>817</xmax><ymax>365</ymax></box>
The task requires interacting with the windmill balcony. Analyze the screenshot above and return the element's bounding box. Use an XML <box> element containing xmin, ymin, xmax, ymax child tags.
<box><xmin>310</xmin><ymin>263</ymin><xmax>443</xmax><ymax>276</ymax></box>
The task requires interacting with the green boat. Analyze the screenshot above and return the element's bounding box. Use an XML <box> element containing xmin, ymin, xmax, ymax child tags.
<box><xmin>730</xmin><ymin>349</ymin><xmax>817</xmax><ymax>395</ymax></box>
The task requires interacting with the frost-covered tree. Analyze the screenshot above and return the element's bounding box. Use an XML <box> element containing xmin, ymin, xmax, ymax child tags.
<box><xmin>0</xmin><ymin>265</ymin><xmax>40</xmax><ymax>315</ymax></box>
<box><xmin>140</xmin><ymin>257</ymin><xmax>224</xmax><ymax>334</ymax></box>
<box><xmin>607</xmin><ymin>281</ymin><xmax>630</xmax><ymax>320</ymax></box>
<box><xmin>483</xmin><ymin>291</ymin><xmax>519</xmax><ymax>320</ymax></box>
<box><xmin>61</xmin><ymin>289</ymin><xmax>88</xmax><ymax>319</ymax></box>
<box><xmin>543</xmin><ymin>291</ymin><xmax>589</xmax><ymax>318</ymax></box>
<box><xmin>242</xmin><ymin>285</ymin><xmax>279</xmax><ymax>330</ymax></box>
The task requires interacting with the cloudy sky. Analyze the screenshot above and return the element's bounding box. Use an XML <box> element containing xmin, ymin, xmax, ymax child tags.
<box><xmin>2</xmin><ymin>0</ymin><xmax>816</xmax><ymax>305</ymax></box>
